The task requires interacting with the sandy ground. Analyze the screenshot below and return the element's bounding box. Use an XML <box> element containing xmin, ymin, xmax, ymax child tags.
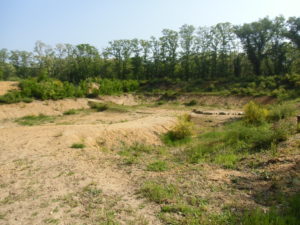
<box><xmin>0</xmin><ymin>82</ymin><xmax>19</xmax><ymax>96</ymax></box>
<box><xmin>0</xmin><ymin>94</ymin><xmax>248</xmax><ymax>224</ymax></box>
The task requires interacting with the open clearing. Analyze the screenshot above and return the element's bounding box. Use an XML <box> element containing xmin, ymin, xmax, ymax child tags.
<box><xmin>0</xmin><ymin>94</ymin><xmax>299</xmax><ymax>225</ymax></box>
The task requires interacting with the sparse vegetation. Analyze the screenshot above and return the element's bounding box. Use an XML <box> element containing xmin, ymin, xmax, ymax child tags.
<box><xmin>237</xmin><ymin>194</ymin><xmax>300</xmax><ymax>225</ymax></box>
<box><xmin>63</xmin><ymin>109</ymin><xmax>81</xmax><ymax>115</ymax></box>
<box><xmin>15</xmin><ymin>114</ymin><xmax>56</xmax><ymax>126</ymax></box>
<box><xmin>146</xmin><ymin>161</ymin><xmax>168</xmax><ymax>172</ymax></box>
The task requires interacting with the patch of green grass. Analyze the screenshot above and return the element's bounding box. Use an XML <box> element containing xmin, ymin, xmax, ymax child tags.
<box><xmin>88</xmin><ymin>101</ymin><xmax>108</xmax><ymax>112</ymax></box>
<box><xmin>146</xmin><ymin>161</ymin><xmax>168</xmax><ymax>172</ymax></box>
<box><xmin>119</xmin><ymin>143</ymin><xmax>153</xmax><ymax>165</ymax></box>
<box><xmin>15</xmin><ymin>114</ymin><xmax>55</xmax><ymax>126</ymax></box>
<box><xmin>176</xmin><ymin>117</ymin><xmax>296</xmax><ymax>168</ymax></box>
<box><xmin>268</xmin><ymin>102</ymin><xmax>297</xmax><ymax>122</ymax></box>
<box><xmin>71</xmin><ymin>143</ymin><xmax>85</xmax><ymax>149</ymax></box>
<box><xmin>236</xmin><ymin>194</ymin><xmax>300</xmax><ymax>225</ymax></box>
<box><xmin>63</xmin><ymin>109</ymin><xmax>80</xmax><ymax>115</ymax></box>
<box><xmin>43</xmin><ymin>218</ymin><xmax>60</xmax><ymax>224</ymax></box>
<box><xmin>140</xmin><ymin>181</ymin><xmax>178</xmax><ymax>204</ymax></box>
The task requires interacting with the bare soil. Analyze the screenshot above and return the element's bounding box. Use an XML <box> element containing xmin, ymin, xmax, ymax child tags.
<box><xmin>0</xmin><ymin>82</ymin><xmax>19</xmax><ymax>96</ymax></box>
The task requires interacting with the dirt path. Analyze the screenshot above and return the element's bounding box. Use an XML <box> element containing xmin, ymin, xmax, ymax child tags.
<box><xmin>0</xmin><ymin>99</ymin><xmax>182</xmax><ymax>224</ymax></box>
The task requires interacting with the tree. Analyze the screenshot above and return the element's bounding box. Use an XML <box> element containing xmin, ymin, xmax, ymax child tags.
<box><xmin>179</xmin><ymin>24</ymin><xmax>195</xmax><ymax>80</ymax></box>
<box><xmin>285</xmin><ymin>17</ymin><xmax>300</xmax><ymax>49</ymax></box>
<box><xmin>235</xmin><ymin>17</ymin><xmax>275</xmax><ymax>75</ymax></box>
<box><xmin>160</xmin><ymin>29</ymin><xmax>179</xmax><ymax>78</ymax></box>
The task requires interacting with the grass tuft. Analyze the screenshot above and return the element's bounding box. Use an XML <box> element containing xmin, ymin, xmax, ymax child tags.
<box><xmin>71</xmin><ymin>143</ymin><xmax>85</xmax><ymax>149</ymax></box>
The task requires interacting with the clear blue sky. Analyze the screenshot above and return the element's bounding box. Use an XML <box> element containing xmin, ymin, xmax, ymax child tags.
<box><xmin>1</xmin><ymin>0</ymin><xmax>299</xmax><ymax>51</ymax></box>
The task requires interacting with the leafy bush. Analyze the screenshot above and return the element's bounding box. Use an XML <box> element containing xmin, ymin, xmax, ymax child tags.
<box><xmin>244</xmin><ymin>101</ymin><xmax>269</xmax><ymax>124</ymax></box>
<box><xmin>163</xmin><ymin>114</ymin><xmax>193</xmax><ymax>144</ymax></box>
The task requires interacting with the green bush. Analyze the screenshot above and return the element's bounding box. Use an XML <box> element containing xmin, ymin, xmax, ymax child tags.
<box><xmin>244</xmin><ymin>101</ymin><xmax>269</xmax><ymax>124</ymax></box>
<box><xmin>163</xmin><ymin>114</ymin><xmax>193</xmax><ymax>144</ymax></box>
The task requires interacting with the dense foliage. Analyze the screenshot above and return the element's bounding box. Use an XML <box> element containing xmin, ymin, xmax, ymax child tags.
<box><xmin>0</xmin><ymin>16</ymin><xmax>299</xmax><ymax>83</ymax></box>
<box><xmin>0</xmin><ymin>77</ymin><xmax>139</xmax><ymax>104</ymax></box>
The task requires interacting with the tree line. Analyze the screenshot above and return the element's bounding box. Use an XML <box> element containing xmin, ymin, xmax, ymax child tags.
<box><xmin>0</xmin><ymin>16</ymin><xmax>299</xmax><ymax>83</ymax></box>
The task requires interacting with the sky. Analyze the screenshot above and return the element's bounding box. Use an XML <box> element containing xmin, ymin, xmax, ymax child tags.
<box><xmin>1</xmin><ymin>0</ymin><xmax>299</xmax><ymax>51</ymax></box>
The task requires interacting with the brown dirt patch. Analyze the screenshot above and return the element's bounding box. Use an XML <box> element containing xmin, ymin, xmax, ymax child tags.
<box><xmin>0</xmin><ymin>81</ymin><xmax>19</xmax><ymax>95</ymax></box>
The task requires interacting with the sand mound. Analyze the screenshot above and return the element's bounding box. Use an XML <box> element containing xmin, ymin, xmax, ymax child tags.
<box><xmin>98</xmin><ymin>94</ymin><xmax>139</xmax><ymax>105</ymax></box>
<box><xmin>179</xmin><ymin>95</ymin><xmax>276</xmax><ymax>107</ymax></box>
<box><xmin>0</xmin><ymin>81</ymin><xmax>19</xmax><ymax>95</ymax></box>
<box><xmin>0</xmin><ymin>116</ymin><xmax>176</xmax><ymax>150</ymax></box>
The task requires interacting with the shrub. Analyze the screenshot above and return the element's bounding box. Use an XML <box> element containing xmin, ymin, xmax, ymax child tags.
<box><xmin>184</xmin><ymin>99</ymin><xmax>197</xmax><ymax>106</ymax></box>
<box><xmin>268</xmin><ymin>103</ymin><xmax>297</xmax><ymax>122</ymax></box>
<box><xmin>163</xmin><ymin>114</ymin><xmax>193</xmax><ymax>144</ymax></box>
<box><xmin>272</xmin><ymin>119</ymin><xmax>296</xmax><ymax>142</ymax></box>
<box><xmin>88</xmin><ymin>101</ymin><xmax>108</xmax><ymax>112</ymax></box>
<box><xmin>244</xmin><ymin>101</ymin><xmax>269</xmax><ymax>124</ymax></box>
<box><xmin>0</xmin><ymin>91</ymin><xmax>24</xmax><ymax>104</ymax></box>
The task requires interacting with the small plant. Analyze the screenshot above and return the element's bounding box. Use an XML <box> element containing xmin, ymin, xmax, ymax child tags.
<box><xmin>163</xmin><ymin>114</ymin><xmax>193</xmax><ymax>144</ymax></box>
<box><xmin>147</xmin><ymin>161</ymin><xmax>168</xmax><ymax>172</ymax></box>
<box><xmin>88</xmin><ymin>101</ymin><xmax>108</xmax><ymax>112</ymax></box>
<box><xmin>71</xmin><ymin>143</ymin><xmax>85</xmax><ymax>149</ymax></box>
<box><xmin>244</xmin><ymin>101</ymin><xmax>269</xmax><ymax>124</ymax></box>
